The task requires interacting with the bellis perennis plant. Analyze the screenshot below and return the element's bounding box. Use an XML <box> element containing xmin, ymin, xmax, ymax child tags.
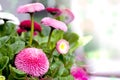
<box><xmin>0</xmin><ymin>2</ymin><xmax>92</xmax><ymax>80</ymax></box>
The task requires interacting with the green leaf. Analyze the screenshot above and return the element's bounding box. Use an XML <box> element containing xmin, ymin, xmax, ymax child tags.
<box><xmin>34</xmin><ymin>36</ymin><xmax>48</xmax><ymax>45</ymax></box>
<box><xmin>0</xmin><ymin>44</ymin><xmax>13</xmax><ymax>60</ymax></box>
<box><xmin>6</xmin><ymin>22</ymin><xmax>16</xmax><ymax>35</ymax></box>
<box><xmin>50</xmin><ymin>60</ymin><xmax>65</xmax><ymax>77</ymax></box>
<box><xmin>10</xmin><ymin>41</ymin><xmax>25</xmax><ymax>54</ymax></box>
<box><xmin>9</xmin><ymin>65</ymin><xmax>27</xmax><ymax>79</ymax></box>
<box><xmin>63</xmin><ymin>32</ymin><xmax>79</xmax><ymax>43</ymax></box>
<box><xmin>0</xmin><ymin>36</ymin><xmax>10</xmax><ymax>48</ymax></box>
<box><xmin>0</xmin><ymin>56</ymin><xmax>9</xmax><ymax>71</ymax></box>
<box><xmin>51</xmin><ymin>30</ymin><xmax>64</xmax><ymax>42</ymax></box>
<box><xmin>54</xmin><ymin>75</ymin><xmax>74</xmax><ymax>80</ymax></box>
<box><xmin>63</xmin><ymin>32</ymin><xmax>80</xmax><ymax>53</ymax></box>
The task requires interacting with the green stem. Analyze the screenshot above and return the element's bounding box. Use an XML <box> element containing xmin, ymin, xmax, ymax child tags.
<box><xmin>49</xmin><ymin>47</ymin><xmax>55</xmax><ymax>58</ymax></box>
<box><xmin>29</xmin><ymin>13</ymin><xmax>34</xmax><ymax>46</ymax></box>
<box><xmin>0</xmin><ymin>71</ymin><xmax>2</xmax><ymax>75</ymax></box>
<box><xmin>47</xmin><ymin>27</ymin><xmax>54</xmax><ymax>46</ymax></box>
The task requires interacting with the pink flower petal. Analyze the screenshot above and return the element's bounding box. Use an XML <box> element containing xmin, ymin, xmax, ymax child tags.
<box><xmin>17</xmin><ymin>3</ymin><xmax>45</xmax><ymax>13</ymax></box>
<box><xmin>56</xmin><ymin>39</ymin><xmax>69</xmax><ymax>54</ymax></box>
<box><xmin>41</xmin><ymin>17</ymin><xmax>67</xmax><ymax>32</ymax></box>
<box><xmin>61</xmin><ymin>9</ymin><xmax>74</xmax><ymax>24</ymax></box>
<box><xmin>15</xmin><ymin>48</ymin><xmax>49</xmax><ymax>77</ymax></box>
<box><xmin>71</xmin><ymin>66</ymin><xmax>88</xmax><ymax>80</ymax></box>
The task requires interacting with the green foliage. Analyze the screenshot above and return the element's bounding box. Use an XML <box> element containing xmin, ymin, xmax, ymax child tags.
<box><xmin>8</xmin><ymin>65</ymin><xmax>27</xmax><ymax>80</ymax></box>
<box><xmin>0</xmin><ymin>56</ymin><xmax>9</xmax><ymax>71</ymax></box>
<box><xmin>0</xmin><ymin>23</ymin><xmax>26</xmax><ymax>79</ymax></box>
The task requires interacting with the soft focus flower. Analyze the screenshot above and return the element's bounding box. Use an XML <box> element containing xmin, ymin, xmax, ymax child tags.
<box><xmin>17</xmin><ymin>3</ymin><xmax>45</xmax><ymax>13</ymax></box>
<box><xmin>15</xmin><ymin>48</ymin><xmax>49</xmax><ymax>77</ymax></box>
<box><xmin>61</xmin><ymin>9</ymin><xmax>74</xmax><ymax>24</ymax></box>
<box><xmin>17</xmin><ymin>28</ymin><xmax>27</xmax><ymax>35</ymax></box>
<box><xmin>41</xmin><ymin>17</ymin><xmax>67</xmax><ymax>32</ymax></box>
<box><xmin>56</xmin><ymin>39</ymin><xmax>69</xmax><ymax>54</ymax></box>
<box><xmin>71</xmin><ymin>66</ymin><xmax>88</xmax><ymax>80</ymax></box>
<box><xmin>19</xmin><ymin>20</ymin><xmax>42</xmax><ymax>32</ymax></box>
<box><xmin>46</xmin><ymin>7</ymin><xmax>62</xmax><ymax>17</ymax></box>
<box><xmin>0</xmin><ymin>12</ymin><xmax>20</xmax><ymax>25</ymax></box>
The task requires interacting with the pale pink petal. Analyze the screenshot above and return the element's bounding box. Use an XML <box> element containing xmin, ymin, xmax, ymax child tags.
<box><xmin>17</xmin><ymin>3</ymin><xmax>45</xmax><ymax>13</ymax></box>
<box><xmin>61</xmin><ymin>9</ymin><xmax>74</xmax><ymax>24</ymax></box>
<box><xmin>41</xmin><ymin>17</ymin><xmax>67</xmax><ymax>32</ymax></box>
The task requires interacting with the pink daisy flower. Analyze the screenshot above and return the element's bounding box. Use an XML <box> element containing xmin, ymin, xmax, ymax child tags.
<box><xmin>15</xmin><ymin>48</ymin><xmax>49</xmax><ymax>77</ymax></box>
<box><xmin>56</xmin><ymin>39</ymin><xmax>69</xmax><ymax>54</ymax></box>
<box><xmin>41</xmin><ymin>17</ymin><xmax>67</xmax><ymax>32</ymax></box>
<box><xmin>19</xmin><ymin>20</ymin><xmax>42</xmax><ymax>32</ymax></box>
<box><xmin>71</xmin><ymin>66</ymin><xmax>88</xmax><ymax>80</ymax></box>
<box><xmin>61</xmin><ymin>9</ymin><xmax>74</xmax><ymax>24</ymax></box>
<box><xmin>17</xmin><ymin>3</ymin><xmax>45</xmax><ymax>13</ymax></box>
<box><xmin>46</xmin><ymin>7</ymin><xmax>62</xmax><ymax>17</ymax></box>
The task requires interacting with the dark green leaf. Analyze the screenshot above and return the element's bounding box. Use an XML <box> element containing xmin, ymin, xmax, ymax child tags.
<box><xmin>10</xmin><ymin>41</ymin><xmax>25</xmax><ymax>54</ymax></box>
<box><xmin>0</xmin><ymin>45</ymin><xmax>13</xmax><ymax>59</ymax></box>
<box><xmin>0</xmin><ymin>36</ymin><xmax>10</xmax><ymax>48</ymax></box>
<box><xmin>0</xmin><ymin>56</ymin><xmax>9</xmax><ymax>71</ymax></box>
<box><xmin>9</xmin><ymin>65</ymin><xmax>27</xmax><ymax>79</ymax></box>
<box><xmin>63</xmin><ymin>32</ymin><xmax>79</xmax><ymax>43</ymax></box>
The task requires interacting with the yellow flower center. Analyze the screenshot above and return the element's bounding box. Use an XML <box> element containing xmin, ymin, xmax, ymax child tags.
<box><xmin>60</xmin><ymin>43</ymin><xmax>65</xmax><ymax>49</ymax></box>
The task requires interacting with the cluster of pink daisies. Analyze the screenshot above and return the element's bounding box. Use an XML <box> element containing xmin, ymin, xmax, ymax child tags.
<box><xmin>13</xmin><ymin>2</ymin><xmax>88</xmax><ymax>80</ymax></box>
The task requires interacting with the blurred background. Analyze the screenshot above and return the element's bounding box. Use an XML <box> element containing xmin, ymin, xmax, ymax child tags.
<box><xmin>1</xmin><ymin>0</ymin><xmax>120</xmax><ymax>80</ymax></box>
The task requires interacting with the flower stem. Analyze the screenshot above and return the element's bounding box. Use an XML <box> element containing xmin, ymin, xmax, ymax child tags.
<box><xmin>29</xmin><ymin>13</ymin><xmax>34</xmax><ymax>46</ymax></box>
<box><xmin>47</xmin><ymin>27</ymin><xmax>54</xmax><ymax>46</ymax></box>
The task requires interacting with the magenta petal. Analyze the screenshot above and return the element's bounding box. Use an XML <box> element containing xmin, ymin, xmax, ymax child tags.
<box><xmin>71</xmin><ymin>66</ymin><xmax>88</xmax><ymax>80</ymax></box>
<box><xmin>15</xmin><ymin>48</ymin><xmax>49</xmax><ymax>77</ymax></box>
<box><xmin>17</xmin><ymin>3</ymin><xmax>45</xmax><ymax>13</ymax></box>
<box><xmin>17</xmin><ymin>28</ymin><xmax>27</xmax><ymax>35</ymax></box>
<box><xmin>19</xmin><ymin>20</ymin><xmax>42</xmax><ymax>32</ymax></box>
<box><xmin>41</xmin><ymin>17</ymin><xmax>67</xmax><ymax>32</ymax></box>
<box><xmin>46</xmin><ymin>7</ymin><xmax>62</xmax><ymax>16</ymax></box>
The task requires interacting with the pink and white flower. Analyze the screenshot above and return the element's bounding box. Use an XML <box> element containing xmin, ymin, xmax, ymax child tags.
<box><xmin>15</xmin><ymin>48</ymin><xmax>49</xmax><ymax>77</ymax></box>
<box><xmin>41</xmin><ymin>17</ymin><xmax>67</xmax><ymax>32</ymax></box>
<box><xmin>56</xmin><ymin>39</ymin><xmax>69</xmax><ymax>54</ymax></box>
<box><xmin>17</xmin><ymin>3</ymin><xmax>45</xmax><ymax>13</ymax></box>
